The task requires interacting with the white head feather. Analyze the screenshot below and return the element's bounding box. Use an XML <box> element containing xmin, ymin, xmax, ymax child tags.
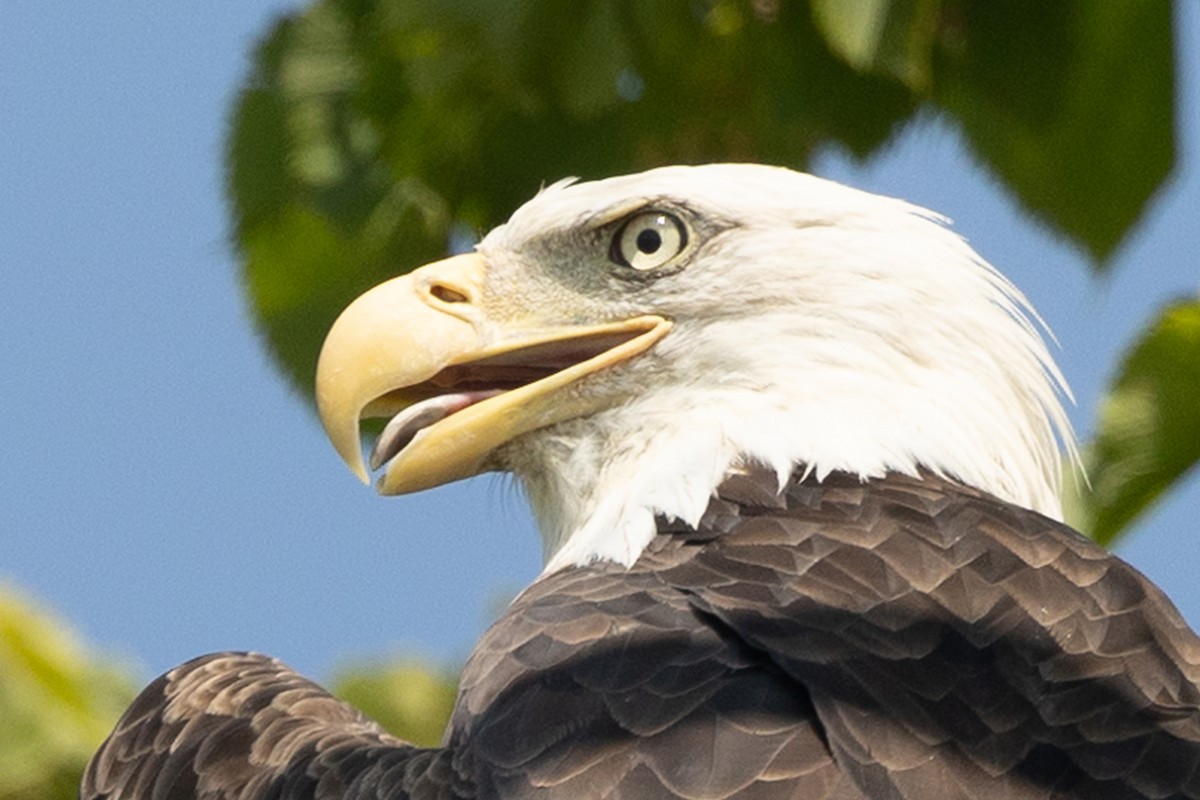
<box><xmin>477</xmin><ymin>164</ymin><xmax>1076</xmax><ymax>573</ymax></box>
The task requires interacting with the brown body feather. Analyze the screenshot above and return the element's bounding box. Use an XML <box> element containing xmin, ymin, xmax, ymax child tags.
<box><xmin>83</xmin><ymin>472</ymin><xmax>1200</xmax><ymax>799</ymax></box>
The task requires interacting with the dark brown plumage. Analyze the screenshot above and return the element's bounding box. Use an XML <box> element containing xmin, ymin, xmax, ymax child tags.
<box><xmin>82</xmin><ymin>471</ymin><xmax>1200</xmax><ymax>799</ymax></box>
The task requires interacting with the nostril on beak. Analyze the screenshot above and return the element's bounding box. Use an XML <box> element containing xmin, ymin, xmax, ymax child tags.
<box><xmin>430</xmin><ymin>284</ymin><xmax>470</xmax><ymax>304</ymax></box>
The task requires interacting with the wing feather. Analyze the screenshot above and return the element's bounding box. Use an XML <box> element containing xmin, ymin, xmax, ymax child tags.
<box><xmin>658</xmin><ymin>470</ymin><xmax>1200</xmax><ymax>799</ymax></box>
<box><xmin>81</xmin><ymin>652</ymin><xmax>461</xmax><ymax>800</ymax></box>
<box><xmin>448</xmin><ymin>566</ymin><xmax>857</xmax><ymax>798</ymax></box>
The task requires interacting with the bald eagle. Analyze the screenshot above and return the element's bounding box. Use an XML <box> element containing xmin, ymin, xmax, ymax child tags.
<box><xmin>83</xmin><ymin>165</ymin><xmax>1200</xmax><ymax>799</ymax></box>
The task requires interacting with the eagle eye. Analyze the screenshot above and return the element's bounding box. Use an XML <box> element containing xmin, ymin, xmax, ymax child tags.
<box><xmin>610</xmin><ymin>211</ymin><xmax>688</xmax><ymax>271</ymax></box>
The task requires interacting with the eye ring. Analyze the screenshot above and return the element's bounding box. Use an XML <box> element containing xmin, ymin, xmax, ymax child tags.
<box><xmin>609</xmin><ymin>211</ymin><xmax>688</xmax><ymax>271</ymax></box>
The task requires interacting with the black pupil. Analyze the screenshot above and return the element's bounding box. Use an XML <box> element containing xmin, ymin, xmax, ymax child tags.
<box><xmin>636</xmin><ymin>227</ymin><xmax>662</xmax><ymax>254</ymax></box>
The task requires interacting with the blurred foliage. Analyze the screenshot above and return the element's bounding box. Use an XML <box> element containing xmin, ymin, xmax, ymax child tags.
<box><xmin>331</xmin><ymin>659</ymin><xmax>460</xmax><ymax>746</ymax></box>
<box><xmin>1081</xmin><ymin>298</ymin><xmax>1200</xmax><ymax>546</ymax></box>
<box><xmin>931</xmin><ymin>1</ymin><xmax>1174</xmax><ymax>263</ymax></box>
<box><xmin>0</xmin><ymin>587</ymin><xmax>135</xmax><ymax>800</ymax></box>
<box><xmin>228</xmin><ymin>0</ymin><xmax>1173</xmax><ymax>401</ymax></box>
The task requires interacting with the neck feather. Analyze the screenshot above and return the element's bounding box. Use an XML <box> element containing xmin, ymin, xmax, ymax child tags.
<box><xmin>510</xmin><ymin>300</ymin><xmax>1074</xmax><ymax>574</ymax></box>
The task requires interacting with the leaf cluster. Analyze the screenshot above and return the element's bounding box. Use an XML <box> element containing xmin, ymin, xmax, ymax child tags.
<box><xmin>0</xmin><ymin>588</ymin><xmax>135</xmax><ymax>800</ymax></box>
<box><xmin>229</xmin><ymin>0</ymin><xmax>1174</xmax><ymax>401</ymax></box>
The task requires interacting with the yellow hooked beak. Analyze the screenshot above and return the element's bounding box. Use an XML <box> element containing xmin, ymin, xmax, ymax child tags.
<box><xmin>315</xmin><ymin>253</ymin><xmax>672</xmax><ymax>494</ymax></box>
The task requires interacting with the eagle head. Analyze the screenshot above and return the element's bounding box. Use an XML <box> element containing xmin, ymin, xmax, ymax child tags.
<box><xmin>316</xmin><ymin>164</ymin><xmax>1075</xmax><ymax>571</ymax></box>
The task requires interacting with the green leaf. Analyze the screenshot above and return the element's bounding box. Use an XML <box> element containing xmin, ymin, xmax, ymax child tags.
<box><xmin>810</xmin><ymin>0</ymin><xmax>941</xmax><ymax>92</ymax></box>
<box><xmin>227</xmin><ymin>0</ymin><xmax>920</xmax><ymax>399</ymax></box>
<box><xmin>1079</xmin><ymin>299</ymin><xmax>1200</xmax><ymax>546</ymax></box>
<box><xmin>227</xmin><ymin>1</ymin><xmax>1177</xmax><ymax>403</ymax></box>
<box><xmin>933</xmin><ymin>0</ymin><xmax>1175</xmax><ymax>264</ymax></box>
<box><xmin>331</xmin><ymin>659</ymin><xmax>459</xmax><ymax>746</ymax></box>
<box><xmin>0</xmin><ymin>586</ymin><xmax>136</xmax><ymax>800</ymax></box>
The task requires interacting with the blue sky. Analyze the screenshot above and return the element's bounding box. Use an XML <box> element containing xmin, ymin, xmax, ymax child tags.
<box><xmin>2</xmin><ymin>3</ymin><xmax>1197</xmax><ymax>683</ymax></box>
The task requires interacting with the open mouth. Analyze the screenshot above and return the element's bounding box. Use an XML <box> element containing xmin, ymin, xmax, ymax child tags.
<box><xmin>362</xmin><ymin>328</ymin><xmax>660</xmax><ymax>475</ymax></box>
<box><xmin>316</xmin><ymin>253</ymin><xmax>674</xmax><ymax>495</ymax></box>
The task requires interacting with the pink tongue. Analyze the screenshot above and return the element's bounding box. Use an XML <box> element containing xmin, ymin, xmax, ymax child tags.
<box><xmin>369</xmin><ymin>390</ymin><xmax>504</xmax><ymax>471</ymax></box>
